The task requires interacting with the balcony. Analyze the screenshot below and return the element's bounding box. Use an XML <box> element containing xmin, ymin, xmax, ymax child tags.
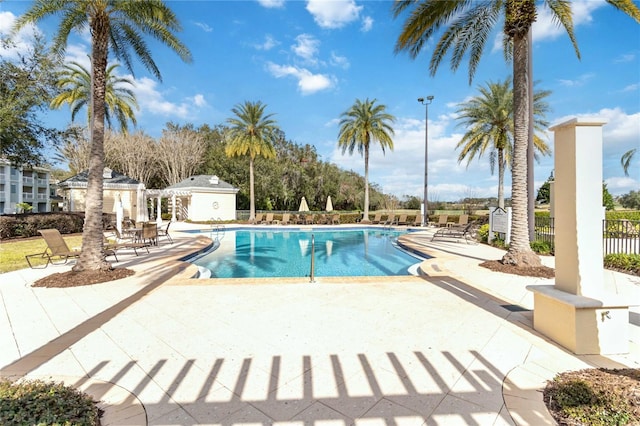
<box><xmin>37</xmin><ymin>178</ymin><xmax>47</xmax><ymax>186</ymax></box>
<box><xmin>36</xmin><ymin>193</ymin><xmax>48</xmax><ymax>200</ymax></box>
<box><xmin>22</xmin><ymin>177</ymin><xmax>33</xmax><ymax>184</ymax></box>
<box><xmin>22</xmin><ymin>193</ymin><xmax>34</xmax><ymax>200</ymax></box>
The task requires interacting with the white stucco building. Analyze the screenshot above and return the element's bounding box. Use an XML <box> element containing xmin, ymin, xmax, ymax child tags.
<box><xmin>165</xmin><ymin>175</ymin><xmax>238</xmax><ymax>222</ymax></box>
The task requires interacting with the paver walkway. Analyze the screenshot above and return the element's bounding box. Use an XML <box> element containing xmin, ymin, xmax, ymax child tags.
<box><xmin>1</xmin><ymin>223</ymin><xmax>638</xmax><ymax>425</ymax></box>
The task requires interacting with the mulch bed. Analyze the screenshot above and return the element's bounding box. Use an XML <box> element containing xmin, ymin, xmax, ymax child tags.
<box><xmin>33</xmin><ymin>268</ymin><xmax>135</xmax><ymax>288</ymax></box>
<box><xmin>479</xmin><ymin>260</ymin><xmax>556</xmax><ymax>278</ymax></box>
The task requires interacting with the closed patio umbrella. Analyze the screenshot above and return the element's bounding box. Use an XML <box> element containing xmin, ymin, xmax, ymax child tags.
<box><xmin>299</xmin><ymin>196</ymin><xmax>309</xmax><ymax>212</ymax></box>
<box><xmin>325</xmin><ymin>196</ymin><xmax>333</xmax><ymax>212</ymax></box>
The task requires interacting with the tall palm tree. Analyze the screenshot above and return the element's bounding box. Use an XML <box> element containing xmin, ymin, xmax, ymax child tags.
<box><xmin>621</xmin><ymin>148</ymin><xmax>637</xmax><ymax>176</ymax></box>
<box><xmin>225</xmin><ymin>101</ymin><xmax>280</xmax><ymax>223</ymax></box>
<box><xmin>337</xmin><ymin>98</ymin><xmax>395</xmax><ymax>223</ymax></box>
<box><xmin>394</xmin><ymin>0</ymin><xmax>640</xmax><ymax>267</ymax></box>
<box><xmin>14</xmin><ymin>0</ymin><xmax>191</xmax><ymax>272</ymax></box>
<box><xmin>51</xmin><ymin>61</ymin><xmax>138</xmax><ymax>133</ymax></box>
<box><xmin>456</xmin><ymin>77</ymin><xmax>551</xmax><ymax>209</ymax></box>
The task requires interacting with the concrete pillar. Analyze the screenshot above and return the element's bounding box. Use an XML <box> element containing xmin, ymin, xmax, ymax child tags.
<box><xmin>156</xmin><ymin>195</ymin><xmax>162</xmax><ymax>224</ymax></box>
<box><xmin>171</xmin><ymin>193</ymin><xmax>177</xmax><ymax>222</ymax></box>
<box><xmin>528</xmin><ymin>118</ymin><xmax>629</xmax><ymax>354</ymax></box>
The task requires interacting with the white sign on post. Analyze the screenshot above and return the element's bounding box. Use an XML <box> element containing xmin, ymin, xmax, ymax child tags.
<box><xmin>489</xmin><ymin>207</ymin><xmax>512</xmax><ymax>244</ymax></box>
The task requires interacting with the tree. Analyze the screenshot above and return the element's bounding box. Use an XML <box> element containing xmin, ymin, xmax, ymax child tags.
<box><xmin>393</xmin><ymin>0</ymin><xmax>640</xmax><ymax>267</ymax></box>
<box><xmin>50</xmin><ymin>61</ymin><xmax>138</xmax><ymax>133</ymax></box>
<box><xmin>0</xmin><ymin>35</ymin><xmax>63</xmax><ymax>165</ymax></box>
<box><xmin>337</xmin><ymin>98</ymin><xmax>395</xmax><ymax>222</ymax></box>
<box><xmin>619</xmin><ymin>190</ymin><xmax>640</xmax><ymax>210</ymax></box>
<box><xmin>156</xmin><ymin>123</ymin><xmax>207</xmax><ymax>186</ymax></box>
<box><xmin>53</xmin><ymin>126</ymin><xmax>92</xmax><ymax>174</ymax></box>
<box><xmin>621</xmin><ymin>148</ymin><xmax>637</xmax><ymax>177</ymax></box>
<box><xmin>536</xmin><ymin>172</ymin><xmax>554</xmax><ymax>204</ymax></box>
<box><xmin>225</xmin><ymin>101</ymin><xmax>280</xmax><ymax>223</ymax></box>
<box><xmin>456</xmin><ymin>77</ymin><xmax>551</xmax><ymax>209</ymax></box>
<box><xmin>602</xmin><ymin>182</ymin><xmax>615</xmax><ymax>211</ymax></box>
<box><xmin>14</xmin><ymin>0</ymin><xmax>191</xmax><ymax>272</ymax></box>
<box><xmin>103</xmin><ymin>129</ymin><xmax>158</xmax><ymax>186</ymax></box>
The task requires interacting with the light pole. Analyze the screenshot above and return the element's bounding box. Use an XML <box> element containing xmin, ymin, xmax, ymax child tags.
<box><xmin>418</xmin><ymin>95</ymin><xmax>434</xmax><ymax>227</ymax></box>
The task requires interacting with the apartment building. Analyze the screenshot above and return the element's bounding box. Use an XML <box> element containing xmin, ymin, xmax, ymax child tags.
<box><xmin>0</xmin><ymin>159</ymin><xmax>52</xmax><ymax>214</ymax></box>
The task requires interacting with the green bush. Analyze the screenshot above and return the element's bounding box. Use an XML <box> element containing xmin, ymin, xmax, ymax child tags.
<box><xmin>476</xmin><ymin>224</ymin><xmax>489</xmax><ymax>243</ymax></box>
<box><xmin>604</xmin><ymin>253</ymin><xmax>640</xmax><ymax>275</ymax></box>
<box><xmin>530</xmin><ymin>240</ymin><xmax>553</xmax><ymax>255</ymax></box>
<box><xmin>606</xmin><ymin>211</ymin><xmax>640</xmax><ymax>221</ymax></box>
<box><xmin>0</xmin><ymin>379</ymin><xmax>101</xmax><ymax>425</ymax></box>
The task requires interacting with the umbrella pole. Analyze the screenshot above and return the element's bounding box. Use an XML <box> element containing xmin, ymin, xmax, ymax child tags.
<box><xmin>309</xmin><ymin>234</ymin><xmax>315</xmax><ymax>283</ymax></box>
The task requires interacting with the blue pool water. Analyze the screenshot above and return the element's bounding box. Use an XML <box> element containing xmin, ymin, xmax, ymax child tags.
<box><xmin>190</xmin><ymin>228</ymin><xmax>425</xmax><ymax>278</ymax></box>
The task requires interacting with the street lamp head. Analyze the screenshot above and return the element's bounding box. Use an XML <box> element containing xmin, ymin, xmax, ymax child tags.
<box><xmin>426</xmin><ymin>95</ymin><xmax>434</xmax><ymax>101</ymax></box>
<box><xmin>417</xmin><ymin>97</ymin><xmax>424</xmax><ymax>103</ymax></box>
<box><xmin>418</xmin><ymin>96</ymin><xmax>434</xmax><ymax>105</ymax></box>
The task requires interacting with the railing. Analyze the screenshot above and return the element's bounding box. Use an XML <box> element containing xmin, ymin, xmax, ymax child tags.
<box><xmin>37</xmin><ymin>178</ymin><xmax>47</xmax><ymax>186</ymax></box>
<box><xmin>22</xmin><ymin>176</ymin><xmax>33</xmax><ymax>184</ymax></box>
<box><xmin>22</xmin><ymin>193</ymin><xmax>34</xmax><ymax>200</ymax></box>
<box><xmin>533</xmin><ymin>217</ymin><xmax>639</xmax><ymax>255</ymax></box>
<box><xmin>36</xmin><ymin>193</ymin><xmax>47</xmax><ymax>200</ymax></box>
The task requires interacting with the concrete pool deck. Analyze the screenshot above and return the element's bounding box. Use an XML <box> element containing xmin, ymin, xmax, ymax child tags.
<box><xmin>1</xmin><ymin>221</ymin><xmax>638</xmax><ymax>425</ymax></box>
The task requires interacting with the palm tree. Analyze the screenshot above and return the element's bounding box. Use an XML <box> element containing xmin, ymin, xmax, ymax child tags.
<box><xmin>394</xmin><ymin>0</ymin><xmax>640</xmax><ymax>267</ymax></box>
<box><xmin>621</xmin><ymin>148</ymin><xmax>637</xmax><ymax>176</ymax></box>
<box><xmin>225</xmin><ymin>101</ymin><xmax>280</xmax><ymax>223</ymax></box>
<box><xmin>14</xmin><ymin>1</ymin><xmax>191</xmax><ymax>272</ymax></box>
<box><xmin>51</xmin><ymin>61</ymin><xmax>138</xmax><ymax>133</ymax></box>
<box><xmin>456</xmin><ymin>77</ymin><xmax>551</xmax><ymax>209</ymax></box>
<box><xmin>337</xmin><ymin>98</ymin><xmax>395</xmax><ymax>223</ymax></box>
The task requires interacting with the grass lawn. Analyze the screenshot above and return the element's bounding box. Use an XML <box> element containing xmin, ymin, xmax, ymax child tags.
<box><xmin>0</xmin><ymin>235</ymin><xmax>83</xmax><ymax>273</ymax></box>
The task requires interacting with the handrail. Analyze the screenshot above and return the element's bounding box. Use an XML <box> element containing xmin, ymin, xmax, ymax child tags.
<box><xmin>309</xmin><ymin>234</ymin><xmax>315</xmax><ymax>283</ymax></box>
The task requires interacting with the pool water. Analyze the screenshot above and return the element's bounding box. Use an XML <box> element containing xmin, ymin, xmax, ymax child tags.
<box><xmin>191</xmin><ymin>228</ymin><xmax>425</xmax><ymax>279</ymax></box>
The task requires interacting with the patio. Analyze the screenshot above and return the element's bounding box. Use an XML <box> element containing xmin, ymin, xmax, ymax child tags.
<box><xmin>1</xmin><ymin>222</ymin><xmax>638</xmax><ymax>425</ymax></box>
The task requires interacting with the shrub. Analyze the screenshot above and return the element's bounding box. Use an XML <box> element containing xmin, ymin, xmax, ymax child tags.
<box><xmin>604</xmin><ymin>253</ymin><xmax>640</xmax><ymax>275</ymax></box>
<box><xmin>0</xmin><ymin>379</ymin><xmax>101</xmax><ymax>425</ymax></box>
<box><xmin>476</xmin><ymin>224</ymin><xmax>489</xmax><ymax>243</ymax></box>
<box><xmin>530</xmin><ymin>240</ymin><xmax>553</xmax><ymax>255</ymax></box>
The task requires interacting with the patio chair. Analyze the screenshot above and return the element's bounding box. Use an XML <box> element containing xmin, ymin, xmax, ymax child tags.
<box><xmin>105</xmin><ymin>228</ymin><xmax>150</xmax><ymax>255</ymax></box>
<box><xmin>26</xmin><ymin>229</ymin><xmax>117</xmax><ymax>269</ymax></box>
<box><xmin>458</xmin><ymin>214</ymin><xmax>469</xmax><ymax>226</ymax></box>
<box><xmin>261</xmin><ymin>213</ymin><xmax>274</xmax><ymax>224</ymax></box>
<box><xmin>436</xmin><ymin>215</ymin><xmax>448</xmax><ymax>227</ymax></box>
<box><xmin>371</xmin><ymin>213</ymin><xmax>383</xmax><ymax>224</ymax></box>
<box><xmin>141</xmin><ymin>222</ymin><xmax>158</xmax><ymax>246</ymax></box>
<box><xmin>281</xmin><ymin>213</ymin><xmax>291</xmax><ymax>225</ymax></box>
<box><xmin>396</xmin><ymin>214</ymin><xmax>408</xmax><ymax>225</ymax></box>
<box><xmin>412</xmin><ymin>214</ymin><xmax>423</xmax><ymax>227</ymax></box>
<box><xmin>383</xmin><ymin>214</ymin><xmax>396</xmax><ymax>226</ymax></box>
<box><xmin>157</xmin><ymin>221</ymin><xmax>173</xmax><ymax>244</ymax></box>
<box><xmin>431</xmin><ymin>221</ymin><xmax>478</xmax><ymax>243</ymax></box>
<box><xmin>330</xmin><ymin>214</ymin><xmax>341</xmax><ymax>225</ymax></box>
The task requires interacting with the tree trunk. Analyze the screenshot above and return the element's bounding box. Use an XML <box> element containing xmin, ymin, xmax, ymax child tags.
<box><xmin>74</xmin><ymin>16</ymin><xmax>111</xmax><ymax>272</ymax></box>
<box><xmin>362</xmin><ymin>146</ymin><xmax>370</xmax><ymax>223</ymax></box>
<box><xmin>502</xmin><ymin>31</ymin><xmax>541</xmax><ymax>267</ymax></box>
<box><xmin>498</xmin><ymin>148</ymin><xmax>505</xmax><ymax>209</ymax></box>
<box><xmin>249</xmin><ymin>157</ymin><xmax>256</xmax><ymax>223</ymax></box>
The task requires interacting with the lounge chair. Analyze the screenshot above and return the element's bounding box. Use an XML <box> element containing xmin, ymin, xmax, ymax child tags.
<box><xmin>431</xmin><ymin>221</ymin><xmax>477</xmax><ymax>243</ymax></box>
<box><xmin>396</xmin><ymin>214</ymin><xmax>408</xmax><ymax>225</ymax></box>
<box><xmin>26</xmin><ymin>229</ymin><xmax>116</xmax><ymax>268</ymax></box>
<box><xmin>436</xmin><ymin>215</ymin><xmax>448</xmax><ymax>227</ymax></box>
<box><xmin>383</xmin><ymin>214</ymin><xmax>396</xmax><ymax>226</ymax></box>
<box><xmin>261</xmin><ymin>213</ymin><xmax>274</xmax><ymax>224</ymax></box>
<box><xmin>330</xmin><ymin>214</ymin><xmax>341</xmax><ymax>225</ymax></box>
<box><xmin>281</xmin><ymin>213</ymin><xmax>291</xmax><ymax>225</ymax></box>
<box><xmin>157</xmin><ymin>221</ymin><xmax>173</xmax><ymax>244</ymax></box>
<box><xmin>371</xmin><ymin>213</ymin><xmax>383</xmax><ymax>224</ymax></box>
<box><xmin>105</xmin><ymin>228</ymin><xmax>150</xmax><ymax>255</ymax></box>
<box><xmin>412</xmin><ymin>214</ymin><xmax>423</xmax><ymax>227</ymax></box>
<box><xmin>458</xmin><ymin>214</ymin><xmax>469</xmax><ymax>226</ymax></box>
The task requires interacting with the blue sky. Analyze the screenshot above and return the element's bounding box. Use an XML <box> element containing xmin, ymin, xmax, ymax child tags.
<box><xmin>1</xmin><ymin>0</ymin><xmax>639</xmax><ymax>200</ymax></box>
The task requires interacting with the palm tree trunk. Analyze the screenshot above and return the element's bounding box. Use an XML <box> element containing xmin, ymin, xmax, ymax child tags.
<box><xmin>498</xmin><ymin>148</ymin><xmax>505</xmax><ymax>209</ymax></box>
<box><xmin>502</xmin><ymin>32</ymin><xmax>541</xmax><ymax>267</ymax></box>
<box><xmin>249</xmin><ymin>157</ymin><xmax>256</xmax><ymax>223</ymax></box>
<box><xmin>74</xmin><ymin>19</ymin><xmax>110</xmax><ymax>272</ymax></box>
<box><xmin>362</xmin><ymin>147</ymin><xmax>370</xmax><ymax>223</ymax></box>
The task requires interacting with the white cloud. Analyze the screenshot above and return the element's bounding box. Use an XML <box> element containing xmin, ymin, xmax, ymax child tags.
<box><xmin>533</xmin><ymin>0</ymin><xmax>604</xmax><ymax>43</ymax></box>
<box><xmin>615</xmin><ymin>53</ymin><xmax>636</xmax><ymax>63</ymax></box>
<box><xmin>0</xmin><ymin>11</ymin><xmax>42</xmax><ymax>59</ymax></box>
<box><xmin>330</xmin><ymin>52</ymin><xmax>350</xmax><ymax>69</ymax></box>
<box><xmin>621</xmin><ymin>83</ymin><xmax>639</xmax><ymax>93</ymax></box>
<box><xmin>557</xmin><ymin>73</ymin><xmax>595</xmax><ymax>87</ymax></box>
<box><xmin>254</xmin><ymin>34</ymin><xmax>279</xmax><ymax>51</ymax></box>
<box><xmin>266</xmin><ymin>62</ymin><xmax>335</xmax><ymax>95</ymax></box>
<box><xmin>257</xmin><ymin>0</ymin><xmax>285</xmax><ymax>8</ymax></box>
<box><xmin>361</xmin><ymin>16</ymin><xmax>373</xmax><ymax>32</ymax></box>
<box><xmin>292</xmin><ymin>34</ymin><xmax>320</xmax><ymax>62</ymax></box>
<box><xmin>130</xmin><ymin>76</ymin><xmax>191</xmax><ymax>118</ymax></box>
<box><xmin>192</xmin><ymin>94</ymin><xmax>207</xmax><ymax>107</ymax></box>
<box><xmin>194</xmin><ymin>22</ymin><xmax>213</xmax><ymax>33</ymax></box>
<box><xmin>306</xmin><ymin>0</ymin><xmax>362</xmax><ymax>29</ymax></box>
<box><xmin>605</xmin><ymin>176</ymin><xmax>639</xmax><ymax>195</ymax></box>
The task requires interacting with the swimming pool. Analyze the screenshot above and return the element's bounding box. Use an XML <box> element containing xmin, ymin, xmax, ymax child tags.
<box><xmin>189</xmin><ymin>228</ymin><xmax>426</xmax><ymax>279</ymax></box>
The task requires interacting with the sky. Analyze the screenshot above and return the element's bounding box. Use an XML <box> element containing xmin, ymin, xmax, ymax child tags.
<box><xmin>1</xmin><ymin>0</ymin><xmax>639</xmax><ymax>201</ymax></box>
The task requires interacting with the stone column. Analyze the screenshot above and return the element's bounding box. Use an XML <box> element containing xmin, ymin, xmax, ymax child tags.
<box><xmin>527</xmin><ymin>118</ymin><xmax>629</xmax><ymax>354</ymax></box>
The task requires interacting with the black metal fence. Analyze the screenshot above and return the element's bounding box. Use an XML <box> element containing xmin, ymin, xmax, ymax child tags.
<box><xmin>534</xmin><ymin>217</ymin><xmax>639</xmax><ymax>255</ymax></box>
